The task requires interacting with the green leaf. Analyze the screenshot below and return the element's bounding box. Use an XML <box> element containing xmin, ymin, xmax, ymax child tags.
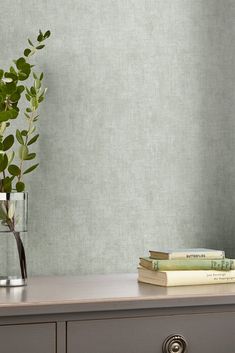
<box><xmin>30</xmin><ymin>86</ymin><xmax>36</xmax><ymax>95</ymax></box>
<box><xmin>39</xmin><ymin>87</ymin><xmax>47</xmax><ymax>97</ymax></box>
<box><xmin>0</xmin><ymin>202</ymin><xmax>7</xmax><ymax>218</ymax></box>
<box><xmin>0</xmin><ymin>70</ymin><xmax>4</xmax><ymax>80</ymax></box>
<box><xmin>5</xmin><ymin>82</ymin><xmax>17</xmax><ymax>94</ymax></box>
<box><xmin>0</xmin><ymin>111</ymin><xmax>11</xmax><ymax>122</ymax></box>
<box><xmin>28</xmin><ymin>38</ymin><xmax>33</xmax><ymax>46</ymax></box>
<box><xmin>10</xmin><ymin>66</ymin><xmax>17</xmax><ymax>75</ymax></box>
<box><xmin>16</xmin><ymin>181</ymin><xmax>25</xmax><ymax>192</ymax></box>
<box><xmin>23</xmin><ymin>163</ymin><xmax>39</xmax><ymax>175</ymax></box>
<box><xmin>44</xmin><ymin>30</ymin><xmax>51</xmax><ymax>39</ymax></box>
<box><xmin>3</xmin><ymin>176</ymin><xmax>14</xmax><ymax>192</ymax></box>
<box><xmin>20</xmin><ymin>63</ymin><xmax>31</xmax><ymax>76</ymax></box>
<box><xmin>16</xmin><ymin>129</ymin><xmax>24</xmax><ymax>145</ymax></box>
<box><xmin>24</xmin><ymin>48</ymin><xmax>31</xmax><ymax>57</ymax></box>
<box><xmin>18</xmin><ymin>145</ymin><xmax>28</xmax><ymax>160</ymax></box>
<box><xmin>10</xmin><ymin>108</ymin><xmax>19</xmax><ymax>119</ymax></box>
<box><xmin>24</xmin><ymin>152</ymin><xmax>36</xmax><ymax>160</ymax></box>
<box><xmin>26</xmin><ymin>107</ymin><xmax>32</xmax><ymax>113</ymax></box>
<box><xmin>7</xmin><ymin>151</ymin><xmax>15</xmax><ymax>165</ymax></box>
<box><xmin>27</xmin><ymin>134</ymin><xmax>39</xmax><ymax>145</ymax></box>
<box><xmin>17</xmin><ymin>85</ymin><xmax>25</xmax><ymax>94</ymax></box>
<box><xmin>37</xmin><ymin>33</ymin><xmax>44</xmax><ymax>42</ymax></box>
<box><xmin>4</xmin><ymin>72</ymin><xmax>18</xmax><ymax>81</ymax></box>
<box><xmin>8</xmin><ymin>164</ymin><xmax>21</xmax><ymax>176</ymax></box>
<box><xmin>0</xmin><ymin>154</ymin><xmax>8</xmax><ymax>172</ymax></box>
<box><xmin>3</xmin><ymin>182</ymin><xmax>11</xmax><ymax>193</ymax></box>
<box><xmin>16</xmin><ymin>57</ymin><xmax>26</xmax><ymax>70</ymax></box>
<box><xmin>35</xmin><ymin>79</ymin><xmax>41</xmax><ymax>89</ymax></box>
<box><xmin>21</xmin><ymin>130</ymin><xmax>28</xmax><ymax>136</ymax></box>
<box><xmin>18</xmin><ymin>72</ymin><xmax>27</xmax><ymax>80</ymax></box>
<box><xmin>18</xmin><ymin>63</ymin><xmax>31</xmax><ymax>81</ymax></box>
<box><xmin>40</xmin><ymin>72</ymin><xmax>44</xmax><ymax>81</ymax></box>
<box><xmin>24</xmin><ymin>112</ymin><xmax>31</xmax><ymax>119</ymax></box>
<box><xmin>9</xmin><ymin>91</ymin><xmax>20</xmax><ymax>103</ymax></box>
<box><xmin>3</xmin><ymin>135</ymin><xmax>14</xmax><ymax>151</ymax></box>
<box><xmin>0</xmin><ymin>109</ymin><xmax>18</xmax><ymax>122</ymax></box>
<box><xmin>36</xmin><ymin>45</ymin><xmax>45</xmax><ymax>50</ymax></box>
<box><xmin>38</xmin><ymin>96</ymin><xmax>44</xmax><ymax>103</ymax></box>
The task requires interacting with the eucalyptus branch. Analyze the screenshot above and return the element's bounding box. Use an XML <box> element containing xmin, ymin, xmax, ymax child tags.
<box><xmin>0</xmin><ymin>30</ymin><xmax>50</xmax><ymax>192</ymax></box>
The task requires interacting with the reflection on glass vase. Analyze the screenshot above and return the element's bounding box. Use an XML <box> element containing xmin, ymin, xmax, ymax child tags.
<box><xmin>0</xmin><ymin>192</ymin><xmax>28</xmax><ymax>287</ymax></box>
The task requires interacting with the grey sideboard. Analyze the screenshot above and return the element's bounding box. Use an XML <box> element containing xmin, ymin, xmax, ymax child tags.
<box><xmin>0</xmin><ymin>274</ymin><xmax>235</xmax><ymax>353</ymax></box>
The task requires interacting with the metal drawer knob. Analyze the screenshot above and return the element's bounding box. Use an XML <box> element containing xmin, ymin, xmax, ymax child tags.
<box><xmin>162</xmin><ymin>334</ymin><xmax>187</xmax><ymax>353</ymax></box>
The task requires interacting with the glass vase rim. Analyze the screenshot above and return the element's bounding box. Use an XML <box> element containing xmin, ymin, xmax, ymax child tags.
<box><xmin>0</xmin><ymin>192</ymin><xmax>28</xmax><ymax>201</ymax></box>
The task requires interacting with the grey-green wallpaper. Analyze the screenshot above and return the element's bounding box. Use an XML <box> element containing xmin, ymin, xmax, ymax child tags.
<box><xmin>1</xmin><ymin>0</ymin><xmax>235</xmax><ymax>275</ymax></box>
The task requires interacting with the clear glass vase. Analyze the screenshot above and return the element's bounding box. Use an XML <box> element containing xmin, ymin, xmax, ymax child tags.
<box><xmin>0</xmin><ymin>192</ymin><xmax>28</xmax><ymax>286</ymax></box>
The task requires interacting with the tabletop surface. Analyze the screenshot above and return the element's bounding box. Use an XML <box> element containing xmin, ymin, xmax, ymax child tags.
<box><xmin>1</xmin><ymin>273</ymin><xmax>235</xmax><ymax>316</ymax></box>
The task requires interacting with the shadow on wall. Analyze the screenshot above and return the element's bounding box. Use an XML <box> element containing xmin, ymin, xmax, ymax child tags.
<box><xmin>196</xmin><ymin>1</ymin><xmax>235</xmax><ymax>257</ymax></box>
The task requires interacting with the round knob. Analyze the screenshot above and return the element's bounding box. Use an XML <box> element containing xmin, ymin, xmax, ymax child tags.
<box><xmin>171</xmin><ymin>343</ymin><xmax>181</xmax><ymax>352</ymax></box>
<box><xmin>162</xmin><ymin>335</ymin><xmax>187</xmax><ymax>353</ymax></box>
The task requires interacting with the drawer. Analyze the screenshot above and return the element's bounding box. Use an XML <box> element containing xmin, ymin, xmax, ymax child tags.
<box><xmin>0</xmin><ymin>323</ymin><xmax>56</xmax><ymax>353</ymax></box>
<box><xmin>67</xmin><ymin>312</ymin><xmax>235</xmax><ymax>353</ymax></box>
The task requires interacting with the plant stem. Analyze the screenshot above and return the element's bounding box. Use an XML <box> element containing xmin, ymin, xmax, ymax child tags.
<box><xmin>7</xmin><ymin>217</ymin><xmax>27</xmax><ymax>279</ymax></box>
<box><xmin>18</xmin><ymin>110</ymin><xmax>36</xmax><ymax>182</ymax></box>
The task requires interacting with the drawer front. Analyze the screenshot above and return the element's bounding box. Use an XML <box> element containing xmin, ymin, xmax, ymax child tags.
<box><xmin>0</xmin><ymin>323</ymin><xmax>56</xmax><ymax>353</ymax></box>
<box><xmin>67</xmin><ymin>312</ymin><xmax>235</xmax><ymax>353</ymax></box>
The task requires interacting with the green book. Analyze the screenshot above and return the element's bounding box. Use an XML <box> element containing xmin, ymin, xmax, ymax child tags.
<box><xmin>139</xmin><ymin>257</ymin><xmax>235</xmax><ymax>271</ymax></box>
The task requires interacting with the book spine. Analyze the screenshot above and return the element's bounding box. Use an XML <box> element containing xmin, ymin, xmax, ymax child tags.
<box><xmin>167</xmin><ymin>270</ymin><xmax>235</xmax><ymax>286</ymax></box>
<box><xmin>151</xmin><ymin>259</ymin><xmax>234</xmax><ymax>271</ymax></box>
<box><xmin>168</xmin><ymin>251</ymin><xmax>225</xmax><ymax>260</ymax></box>
<box><xmin>138</xmin><ymin>276</ymin><xmax>166</xmax><ymax>286</ymax></box>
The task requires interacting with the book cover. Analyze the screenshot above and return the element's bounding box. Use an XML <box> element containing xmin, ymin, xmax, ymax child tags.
<box><xmin>139</xmin><ymin>257</ymin><xmax>234</xmax><ymax>271</ymax></box>
<box><xmin>149</xmin><ymin>248</ymin><xmax>225</xmax><ymax>260</ymax></box>
<box><xmin>138</xmin><ymin>266</ymin><xmax>235</xmax><ymax>287</ymax></box>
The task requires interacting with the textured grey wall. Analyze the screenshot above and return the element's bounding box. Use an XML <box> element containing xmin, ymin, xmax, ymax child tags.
<box><xmin>1</xmin><ymin>0</ymin><xmax>235</xmax><ymax>275</ymax></box>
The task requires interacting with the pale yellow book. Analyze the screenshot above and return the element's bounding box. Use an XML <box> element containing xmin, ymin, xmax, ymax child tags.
<box><xmin>138</xmin><ymin>266</ymin><xmax>235</xmax><ymax>287</ymax></box>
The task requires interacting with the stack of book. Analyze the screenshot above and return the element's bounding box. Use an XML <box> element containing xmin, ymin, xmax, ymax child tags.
<box><xmin>138</xmin><ymin>248</ymin><xmax>235</xmax><ymax>287</ymax></box>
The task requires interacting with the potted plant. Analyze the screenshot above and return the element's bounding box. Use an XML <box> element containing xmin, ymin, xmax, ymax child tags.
<box><xmin>0</xmin><ymin>30</ymin><xmax>51</xmax><ymax>286</ymax></box>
